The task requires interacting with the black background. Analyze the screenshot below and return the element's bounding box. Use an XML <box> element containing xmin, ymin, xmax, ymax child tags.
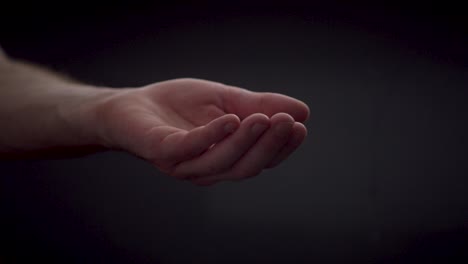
<box><xmin>1</xmin><ymin>1</ymin><xmax>467</xmax><ymax>263</ymax></box>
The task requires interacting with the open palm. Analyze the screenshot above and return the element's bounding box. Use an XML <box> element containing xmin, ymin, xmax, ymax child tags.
<box><xmin>97</xmin><ymin>78</ymin><xmax>309</xmax><ymax>186</ymax></box>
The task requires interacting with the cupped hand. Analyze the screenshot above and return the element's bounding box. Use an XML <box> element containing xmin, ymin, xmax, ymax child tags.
<box><xmin>96</xmin><ymin>78</ymin><xmax>309</xmax><ymax>186</ymax></box>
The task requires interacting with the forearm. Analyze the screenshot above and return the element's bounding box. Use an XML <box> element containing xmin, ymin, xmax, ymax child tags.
<box><xmin>0</xmin><ymin>54</ymin><xmax>116</xmax><ymax>158</ymax></box>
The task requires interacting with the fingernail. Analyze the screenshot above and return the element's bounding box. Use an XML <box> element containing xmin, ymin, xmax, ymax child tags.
<box><xmin>224</xmin><ymin>122</ymin><xmax>239</xmax><ymax>133</ymax></box>
<box><xmin>251</xmin><ymin>123</ymin><xmax>268</xmax><ymax>135</ymax></box>
<box><xmin>274</xmin><ymin>122</ymin><xmax>293</xmax><ymax>136</ymax></box>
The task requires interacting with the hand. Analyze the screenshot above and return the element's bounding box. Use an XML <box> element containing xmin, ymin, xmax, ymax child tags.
<box><xmin>94</xmin><ymin>78</ymin><xmax>309</xmax><ymax>186</ymax></box>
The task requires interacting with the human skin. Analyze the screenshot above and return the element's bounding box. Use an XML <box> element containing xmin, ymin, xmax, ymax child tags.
<box><xmin>0</xmin><ymin>50</ymin><xmax>309</xmax><ymax>186</ymax></box>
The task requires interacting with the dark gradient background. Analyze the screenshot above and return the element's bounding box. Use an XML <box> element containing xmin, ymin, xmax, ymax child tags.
<box><xmin>1</xmin><ymin>1</ymin><xmax>467</xmax><ymax>263</ymax></box>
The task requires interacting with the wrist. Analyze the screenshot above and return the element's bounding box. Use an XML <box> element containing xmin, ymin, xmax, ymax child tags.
<box><xmin>57</xmin><ymin>84</ymin><xmax>120</xmax><ymax>148</ymax></box>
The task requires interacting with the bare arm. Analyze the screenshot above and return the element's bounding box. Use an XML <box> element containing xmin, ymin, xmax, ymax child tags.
<box><xmin>0</xmin><ymin>50</ymin><xmax>116</xmax><ymax>158</ymax></box>
<box><xmin>0</xmin><ymin>48</ymin><xmax>309</xmax><ymax>185</ymax></box>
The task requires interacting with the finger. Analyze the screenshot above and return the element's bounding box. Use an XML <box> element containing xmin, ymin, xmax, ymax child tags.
<box><xmin>170</xmin><ymin>113</ymin><xmax>271</xmax><ymax>179</ymax></box>
<box><xmin>265</xmin><ymin>122</ymin><xmax>307</xmax><ymax>169</ymax></box>
<box><xmin>157</xmin><ymin>114</ymin><xmax>240</xmax><ymax>167</ymax></box>
<box><xmin>222</xmin><ymin>85</ymin><xmax>310</xmax><ymax>123</ymax></box>
<box><xmin>192</xmin><ymin>113</ymin><xmax>295</xmax><ymax>185</ymax></box>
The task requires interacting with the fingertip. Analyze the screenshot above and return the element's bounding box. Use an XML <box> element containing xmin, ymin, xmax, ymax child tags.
<box><xmin>246</xmin><ymin>113</ymin><xmax>270</xmax><ymax>123</ymax></box>
<box><xmin>279</xmin><ymin>97</ymin><xmax>310</xmax><ymax>123</ymax></box>
<box><xmin>295</xmin><ymin>122</ymin><xmax>308</xmax><ymax>137</ymax></box>
<box><xmin>292</xmin><ymin>100</ymin><xmax>310</xmax><ymax>123</ymax></box>
<box><xmin>224</xmin><ymin>113</ymin><xmax>241</xmax><ymax>123</ymax></box>
<box><xmin>270</xmin><ymin>113</ymin><xmax>295</xmax><ymax>138</ymax></box>
<box><xmin>290</xmin><ymin>122</ymin><xmax>308</xmax><ymax>146</ymax></box>
<box><xmin>247</xmin><ymin>113</ymin><xmax>271</xmax><ymax>136</ymax></box>
<box><xmin>222</xmin><ymin>114</ymin><xmax>241</xmax><ymax>133</ymax></box>
<box><xmin>265</xmin><ymin>122</ymin><xmax>307</xmax><ymax>169</ymax></box>
<box><xmin>270</xmin><ymin>112</ymin><xmax>295</xmax><ymax>123</ymax></box>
